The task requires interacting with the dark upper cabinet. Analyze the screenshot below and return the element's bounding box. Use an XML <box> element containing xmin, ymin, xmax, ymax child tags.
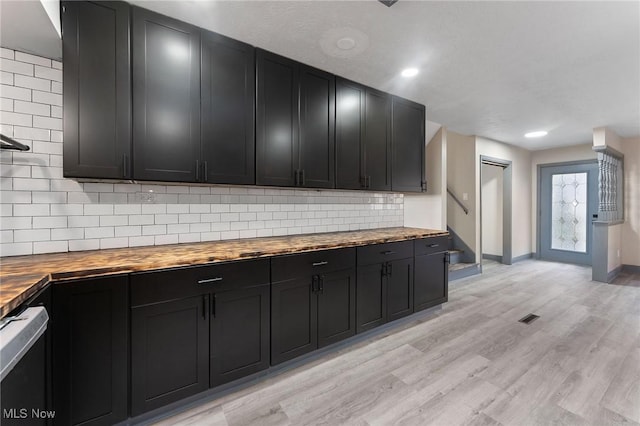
<box><xmin>52</xmin><ymin>276</ymin><xmax>128</xmax><ymax>426</ymax></box>
<box><xmin>132</xmin><ymin>6</ymin><xmax>201</xmax><ymax>182</ymax></box>
<box><xmin>336</xmin><ymin>79</ymin><xmax>391</xmax><ymax>191</ymax></box>
<box><xmin>271</xmin><ymin>249</ymin><xmax>356</xmax><ymax>364</ymax></box>
<box><xmin>201</xmin><ymin>31</ymin><xmax>255</xmax><ymax>185</ymax></box>
<box><xmin>414</xmin><ymin>237</ymin><xmax>449</xmax><ymax>312</ymax></box>
<box><xmin>62</xmin><ymin>1</ymin><xmax>131</xmax><ymax>179</ymax></box>
<box><xmin>256</xmin><ymin>50</ymin><xmax>299</xmax><ymax>187</ymax></box>
<box><xmin>392</xmin><ymin>96</ymin><xmax>426</xmax><ymax>192</ymax></box>
<box><xmin>130</xmin><ymin>294</ymin><xmax>209</xmax><ymax>416</ymax></box>
<box><xmin>364</xmin><ymin>88</ymin><xmax>392</xmax><ymax>191</ymax></box>
<box><xmin>256</xmin><ymin>50</ymin><xmax>335</xmax><ymax>188</ymax></box>
<box><xmin>299</xmin><ymin>66</ymin><xmax>335</xmax><ymax>188</ymax></box>
<box><xmin>336</xmin><ymin>78</ymin><xmax>365</xmax><ymax>190</ymax></box>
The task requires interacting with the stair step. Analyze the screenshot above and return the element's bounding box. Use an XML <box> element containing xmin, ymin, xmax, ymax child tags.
<box><xmin>448</xmin><ymin>249</ymin><xmax>463</xmax><ymax>254</ymax></box>
<box><xmin>448</xmin><ymin>249</ymin><xmax>465</xmax><ymax>265</ymax></box>
<box><xmin>449</xmin><ymin>262</ymin><xmax>475</xmax><ymax>272</ymax></box>
<box><xmin>449</xmin><ymin>262</ymin><xmax>481</xmax><ymax>281</ymax></box>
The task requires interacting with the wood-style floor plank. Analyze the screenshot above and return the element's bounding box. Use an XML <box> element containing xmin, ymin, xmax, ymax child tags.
<box><xmin>150</xmin><ymin>260</ymin><xmax>640</xmax><ymax>426</ymax></box>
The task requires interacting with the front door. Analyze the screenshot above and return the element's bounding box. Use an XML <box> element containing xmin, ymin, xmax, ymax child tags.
<box><xmin>539</xmin><ymin>162</ymin><xmax>598</xmax><ymax>265</ymax></box>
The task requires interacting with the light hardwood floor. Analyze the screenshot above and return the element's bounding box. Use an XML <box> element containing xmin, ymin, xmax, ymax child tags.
<box><xmin>151</xmin><ymin>260</ymin><xmax>640</xmax><ymax>426</ymax></box>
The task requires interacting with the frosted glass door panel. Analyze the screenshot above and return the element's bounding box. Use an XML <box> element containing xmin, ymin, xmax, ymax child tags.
<box><xmin>550</xmin><ymin>173</ymin><xmax>587</xmax><ymax>252</ymax></box>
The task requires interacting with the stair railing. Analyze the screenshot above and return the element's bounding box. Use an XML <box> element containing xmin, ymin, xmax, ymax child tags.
<box><xmin>447</xmin><ymin>187</ymin><xmax>469</xmax><ymax>215</ymax></box>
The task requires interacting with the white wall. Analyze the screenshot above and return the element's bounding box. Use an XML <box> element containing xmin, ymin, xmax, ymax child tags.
<box><xmin>481</xmin><ymin>163</ymin><xmax>503</xmax><ymax>256</ymax></box>
<box><xmin>530</xmin><ymin>144</ymin><xmax>596</xmax><ymax>254</ymax></box>
<box><xmin>621</xmin><ymin>136</ymin><xmax>640</xmax><ymax>266</ymax></box>
<box><xmin>0</xmin><ymin>48</ymin><xmax>404</xmax><ymax>257</ymax></box>
<box><xmin>476</xmin><ymin>137</ymin><xmax>531</xmax><ymax>259</ymax></box>
<box><xmin>447</xmin><ymin>130</ymin><xmax>476</xmax><ymax>258</ymax></box>
<box><xmin>404</xmin><ymin>127</ymin><xmax>447</xmax><ymax>230</ymax></box>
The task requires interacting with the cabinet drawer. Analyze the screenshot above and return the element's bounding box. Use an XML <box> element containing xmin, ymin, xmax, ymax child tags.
<box><xmin>414</xmin><ymin>236</ymin><xmax>449</xmax><ymax>256</ymax></box>
<box><xmin>271</xmin><ymin>248</ymin><xmax>355</xmax><ymax>282</ymax></box>
<box><xmin>357</xmin><ymin>240</ymin><xmax>413</xmax><ymax>266</ymax></box>
<box><xmin>131</xmin><ymin>259</ymin><xmax>269</xmax><ymax>306</ymax></box>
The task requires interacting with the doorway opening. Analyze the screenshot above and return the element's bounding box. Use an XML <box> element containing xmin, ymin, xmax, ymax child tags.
<box><xmin>479</xmin><ymin>156</ymin><xmax>512</xmax><ymax>265</ymax></box>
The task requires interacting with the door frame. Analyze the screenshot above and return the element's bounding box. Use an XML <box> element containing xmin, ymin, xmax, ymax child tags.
<box><xmin>536</xmin><ymin>159</ymin><xmax>598</xmax><ymax>263</ymax></box>
<box><xmin>479</xmin><ymin>155</ymin><xmax>512</xmax><ymax>265</ymax></box>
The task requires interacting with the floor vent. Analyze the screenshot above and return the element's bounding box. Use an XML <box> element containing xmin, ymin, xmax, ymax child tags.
<box><xmin>518</xmin><ymin>314</ymin><xmax>540</xmax><ymax>324</ymax></box>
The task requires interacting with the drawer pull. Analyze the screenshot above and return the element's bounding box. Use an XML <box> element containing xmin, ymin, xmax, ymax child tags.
<box><xmin>427</xmin><ymin>244</ymin><xmax>440</xmax><ymax>248</ymax></box>
<box><xmin>312</xmin><ymin>261</ymin><xmax>329</xmax><ymax>267</ymax></box>
<box><xmin>198</xmin><ymin>277</ymin><xmax>223</xmax><ymax>284</ymax></box>
<box><xmin>381</xmin><ymin>250</ymin><xmax>396</xmax><ymax>255</ymax></box>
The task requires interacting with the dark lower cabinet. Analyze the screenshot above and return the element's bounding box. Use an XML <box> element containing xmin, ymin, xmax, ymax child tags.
<box><xmin>386</xmin><ymin>258</ymin><xmax>414</xmax><ymax>322</ymax></box>
<box><xmin>271</xmin><ymin>249</ymin><xmax>356</xmax><ymax>364</ymax></box>
<box><xmin>131</xmin><ymin>295</ymin><xmax>209</xmax><ymax>416</ymax></box>
<box><xmin>414</xmin><ymin>251</ymin><xmax>449</xmax><ymax>312</ymax></box>
<box><xmin>132</xmin><ymin>6</ymin><xmax>201</xmax><ymax>182</ymax></box>
<box><xmin>210</xmin><ymin>284</ymin><xmax>270</xmax><ymax>387</ymax></box>
<box><xmin>62</xmin><ymin>0</ymin><xmax>131</xmax><ymax>179</ymax></box>
<box><xmin>356</xmin><ymin>263</ymin><xmax>387</xmax><ymax>333</ymax></box>
<box><xmin>52</xmin><ymin>276</ymin><xmax>128</xmax><ymax>426</ymax></box>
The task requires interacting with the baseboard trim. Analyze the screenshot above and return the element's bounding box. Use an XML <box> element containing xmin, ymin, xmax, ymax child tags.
<box><xmin>482</xmin><ymin>254</ymin><xmax>503</xmax><ymax>263</ymax></box>
<box><xmin>607</xmin><ymin>265</ymin><xmax>622</xmax><ymax>283</ymax></box>
<box><xmin>622</xmin><ymin>264</ymin><xmax>640</xmax><ymax>274</ymax></box>
<box><xmin>512</xmin><ymin>253</ymin><xmax>534</xmax><ymax>263</ymax></box>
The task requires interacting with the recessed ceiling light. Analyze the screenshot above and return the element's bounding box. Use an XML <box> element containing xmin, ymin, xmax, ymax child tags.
<box><xmin>336</xmin><ymin>37</ymin><xmax>356</xmax><ymax>50</ymax></box>
<box><xmin>524</xmin><ymin>131</ymin><xmax>548</xmax><ymax>138</ymax></box>
<box><xmin>401</xmin><ymin>68</ymin><xmax>419</xmax><ymax>78</ymax></box>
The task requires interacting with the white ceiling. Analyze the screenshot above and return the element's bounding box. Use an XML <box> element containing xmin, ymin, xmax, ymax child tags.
<box><xmin>3</xmin><ymin>1</ymin><xmax>639</xmax><ymax>150</ymax></box>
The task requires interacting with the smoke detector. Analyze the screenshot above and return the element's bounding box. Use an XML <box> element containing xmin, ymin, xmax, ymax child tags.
<box><xmin>379</xmin><ymin>0</ymin><xmax>399</xmax><ymax>7</ymax></box>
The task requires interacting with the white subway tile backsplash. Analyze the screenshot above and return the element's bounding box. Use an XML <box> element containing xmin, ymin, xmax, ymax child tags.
<box><xmin>0</xmin><ymin>48</ymin><xmax>404</xmax><ymax>256</ymax></box>
<box><xmin>0</xmin><ymin>84</ymin><xmax>30</xmax><ymax>101</ymax></box>
<box><xmin>15</xmin><ymin>52</ymin><xmax>51</xmax><ymax>67</ymax></box>
<box><xmin>34</xmin><ymin>240</ymin><xmax>68</xmax><ymax>254</ymax></box>
<box><xmin>34</xmin><ymin>65</ymin><xmax>62</xmax><ymax>82</ymax></box>
<box><xmin>14</xmin><ymin>74</ymin><xmax>50</xmax><ymax>92</ymax></box>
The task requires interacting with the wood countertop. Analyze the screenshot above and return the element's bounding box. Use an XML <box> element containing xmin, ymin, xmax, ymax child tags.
<box><xmin>0</xmin><ymin>227</ymin><xmax>447</xmax><ymax>318</ymax></box>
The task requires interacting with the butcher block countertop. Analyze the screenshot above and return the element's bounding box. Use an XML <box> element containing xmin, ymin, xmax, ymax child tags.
<box><xmin>0</xmin><ymin>227</ymin><xmax>447</xmax><ymax>318</ymax></box>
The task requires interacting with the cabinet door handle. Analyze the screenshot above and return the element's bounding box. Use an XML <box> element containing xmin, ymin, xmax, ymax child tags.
<box><xmin>360</xmin><ymin>176</ymin><xmax>367</xmax><ymax>188</ymax></box>
<box><xmin>300</xmin><ymin>169</ymin><xmax>305</xmax><ymax>186</ymax></box>
<box><xmin>211</xmin><ymin>294</ymin><xmax>216</xmax><ymax>318</ymax></box>
<box><xmin>381</xmin><ymin>250</ymin><xmax>396</xmax><ymax>255</ymax></box>
<box><xmin>195</xmin><ymin>159</ymin><xmax>200</xmax><ymax>182</ymax></box>
<box><xmin>427</xmin><ymin>243</ymin><xmax>439</xmax><ymax>248</ymax></box>
<box><xmin>122</xmin><ymin>154</ymin><xmax>129</xmax><ymax>179</ymax></box>
<box><xmin>387</xmin><ymin>262</ymin><xmax>392</xmax><ymax>277</ymax></box>
<box><xmin>381</xmin><ymin>263</ymin><xmax>387</xmax><ymax>277</ymax></box>
<box><xmin>312</xmin><ymin>275</ymin><xmax>319</xmax><ymax>293</ymax></box>
<box><xmin>203</xmin><ymin>161</ymin><xmax>208</xmax><ymax>183</ymax></box>
<box><xmin>319</xmin><ymin>275</ymin><xmax>324</xmax><ymax>294</ymax></box>
<box><xmin>366</xmin><ymin>175</ymin><xmax>371</xmax><ymax>189</ymax></box>
<box><xmin>312</xmin><ymin>261</ymin><xmax>328</xmax><ymax>267</ymax></box>
<box><xmin>198</xmin><ymin>277</ymin><xmax>223</xmax><ymax>285</ymax></box>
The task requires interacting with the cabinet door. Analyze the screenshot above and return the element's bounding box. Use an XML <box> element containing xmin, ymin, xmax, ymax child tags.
<box><xmin>392</xmin><ymin>96</ymin><xmax>425</xmax><ymax>192</ymax></box>
<box><xmin>387</xmin><ymin>258</ymin><xmax>414</xmax><ymax>322</ymax></box>
<box><xmin>131</xmin><ymin>295</ymin><xmax>209</xmax><ymax>416</ymax></box>
<box><xmin>210</xmin><ymin>284</ymin><xmax>270</xmax><ymax>387</ymax></box>
<box><xmin>62</xmin><ymin>1</ymin><xmax>131</xmax><ymax>179</ymax></box>
<box><xmin>256</xmin><ymin>49</ymin><xmax>299</xmax><ymax>187</ymax></box>
<box><xmin>132</xmin><ymin>7</ymin><xmax>201</xmax><ymax>182</ymax></box>
<box><xmin>299</xmin><ymin>65</ymin><xmax>335</xmax><ymax>188</ymax></box>
<box><xmin>414</xmin><ymin>252</ymin><xmax>448</xmax><ymax>312</ymax></box>
<box><xmin>336</xmin><ymin>78</ymin><xmax>365</xmax><ymax>190</ymax></box>
<box><xmin>317</xmin><ymin>268</ymin><xmax>356</xmax><ymax>348</ymax></box>
<box><xmin>201</xmin><ymin>31</ymin><xmax>255</xmax><ymax>185</ymax></box>
<box><xmin>271</xmin><ymin>278</ymin><xmax>317</xmax><ymax>365</ymax></box>
<box><xmin>52</xmin><ymin>276</ymin><xmax>128</xmax><ymax>426</ymax></box>
<box><xmin>364</xmin><ymin>89</ymin><xmax>391</xmax><ymax>191</ymax></box>
<box><xmin>356</xmin><ymin>263</ymin><xmax>387</xmax><ymax>333</ymax></box>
